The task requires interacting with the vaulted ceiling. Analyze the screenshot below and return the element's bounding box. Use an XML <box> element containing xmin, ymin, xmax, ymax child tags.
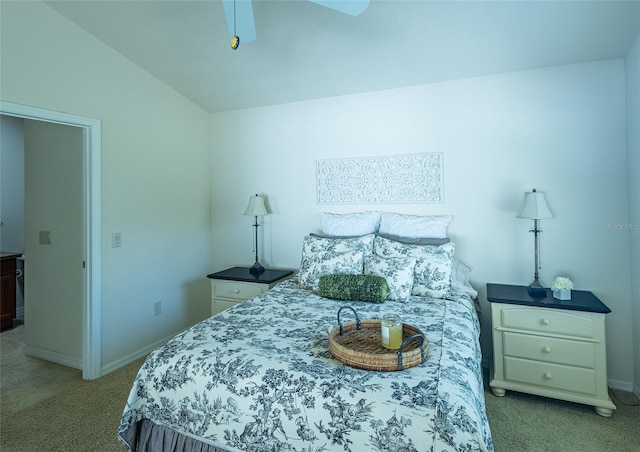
<box><xmin>45</xmin><ymin>1</ymin><xmax>640</xmax><ymax>113</ymax></box>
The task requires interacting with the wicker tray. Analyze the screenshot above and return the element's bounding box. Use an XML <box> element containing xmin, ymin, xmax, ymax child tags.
<box><xmin>329</xmin><ymin>307</ymin><xmax>428</xmax><ymax>371</ymax></box>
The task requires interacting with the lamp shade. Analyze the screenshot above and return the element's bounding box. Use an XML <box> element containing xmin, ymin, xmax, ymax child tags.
<box><xmin>243</xmin><ymin>194</ymin><xmax>268</xmax><ymax>216</ymax></box>
<box><xmin>516</xmin><ymin>189</ymin><xmax>553</xmax><ymax>219</ymax></box>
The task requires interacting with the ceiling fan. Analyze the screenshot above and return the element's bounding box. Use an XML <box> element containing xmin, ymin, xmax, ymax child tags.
<box><xmin>222</xmin><ymin>0</ymin><xmax>370</xmax><ymax>50</ymax></box>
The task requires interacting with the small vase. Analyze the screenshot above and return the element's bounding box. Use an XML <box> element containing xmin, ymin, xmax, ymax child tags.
<box><xmin>553</xmin><ymin>288</ymin><xmax>571</xmax><ymax>300</ymax></box>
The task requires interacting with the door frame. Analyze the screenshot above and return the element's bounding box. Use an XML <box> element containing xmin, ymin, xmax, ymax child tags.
<box><xmin>0</xmin><ymin>101</ymin><xmax>102</xmax><ymax>379</ymax></box>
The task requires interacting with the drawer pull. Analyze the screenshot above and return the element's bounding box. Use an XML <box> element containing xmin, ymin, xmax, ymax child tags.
<box><xmin>543</xmin><ymin>346</ymin><xmax>552</xmax><ymax>353</ymax></box>
<box><xmin>541</xmin><ymin>318</ymin><xmax>550</xmax><ymax>325</ymax></box>
<box><xmin>544</xmin><ymin>372</ymin><xmax>553</xmax><ymax>380</ymax></box>
<box><xmin>233</xmin><ymin>289</ymin><xmax>240</xmax><ymax>294</ymax></box>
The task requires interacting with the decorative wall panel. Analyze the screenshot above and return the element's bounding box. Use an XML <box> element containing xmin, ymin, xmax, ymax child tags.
<box><xmin>316</xmin><ymin>153</ymin><xmax>444</xmax><ymax>204</ymax></box>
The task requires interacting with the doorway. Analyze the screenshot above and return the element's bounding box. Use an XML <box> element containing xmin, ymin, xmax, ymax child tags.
<box><xmin>0</xmin><ymin>101</ymin><xmax>102</xmax><ymax>380</ymax></box>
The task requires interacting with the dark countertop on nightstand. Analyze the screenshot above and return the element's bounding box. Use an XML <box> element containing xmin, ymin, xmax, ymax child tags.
<box><xmin>207</xmin><ymin>266</ymin><xmax>294</xmax><ymax>284</ymax></box>
<box><xmin>486</xmin><ymin>283</ymin><xmax>611</xmax><ymax>314</ymax></box>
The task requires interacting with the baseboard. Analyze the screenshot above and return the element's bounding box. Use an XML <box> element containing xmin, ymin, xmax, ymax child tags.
<box><xmin>608</xmin><ymin>378</ymin><xmax>634</xmax><ymax>393</ymax></box>
<box><xmin>100</xmin><ymin>333</ymin><xmax>175</xmax><ymax>377</ymax></box>
<box><xmin>23</xmin><ymin>334</ymin><xmax>183</xmax><ymax>379</ymax></box>
<box><xmin>23</xmin><ymin>345</ymin><xmax>82</xmax><ymax>370</ymax></box>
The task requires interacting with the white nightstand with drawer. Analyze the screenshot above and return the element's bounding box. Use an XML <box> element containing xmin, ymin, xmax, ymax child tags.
<box><xmin>207</xmin><ymin>267</ymin><xmax>294</xmax><ymax>316</ymax></box>
<box><xmin>487</xmin><ymin>283</ymin><xmax>616</xmax><ymax>417</ymax></box>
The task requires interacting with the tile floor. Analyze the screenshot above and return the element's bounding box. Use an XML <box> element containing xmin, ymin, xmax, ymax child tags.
<box><xmin>0</xmin><ymin>324</ymin><xmax>81</xmax><ymax>418</ymax></box>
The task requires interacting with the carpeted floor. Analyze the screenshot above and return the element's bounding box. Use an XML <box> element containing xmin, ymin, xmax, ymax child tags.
<box><xmin>1</xmin><ymin>346</ymin><xmax>639</xmax><ymax>451</ymax></box>
<box><xmin>1</xmin><ymin>354</ymin><xmax>145</xmax><ymax>451</ymax></box>
<box><xmin>484</xmin><ymin>380</ymin><xmax>640</xmax><ymax>451</ymax></box>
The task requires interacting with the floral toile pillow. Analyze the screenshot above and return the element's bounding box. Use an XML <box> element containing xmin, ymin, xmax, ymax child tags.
<box><xmin>373</xmin><ymin>235</ymin><xmax>455</xmax><ymax>298</ymax></box>
<box><xmin>302</xmin><ymin>233</ymin><xmax>375</xmax><ymax>255</ymax></box>
<box><xmin>364</xmin><ymin>254</ymin><xmax>416</xmax><ymax>300</ymax></box>
<box><xmin>298</xmin><ymin>250</ymin><xmax>365</xmax><ymax>290</ymax></box>
<box><xmin>297</xmin><ymin>234</ymin><xmax>374</xmax><ymax>290</ymax></box>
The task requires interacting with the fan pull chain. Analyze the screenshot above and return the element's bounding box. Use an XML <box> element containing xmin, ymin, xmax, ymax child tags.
<box><xmin>231</xmin><ymin>0</ymin><xmax>240</xmax><ymax>49</ymax></box>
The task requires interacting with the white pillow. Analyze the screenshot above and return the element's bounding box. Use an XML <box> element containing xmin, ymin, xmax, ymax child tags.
<box><xmin>373</xmin><ymin>235</ymin><xmax>455</xmax><ymax>298</ymax></box>
<box><xmin>364</xmin><ymin>254</ymin><xmax>416</xmax><ymax>301</ymax></box>
<box><xmin>379</xmin><ymin>212</ymin><xmax>453</xmax><ymax>239</ymax></box>
<box><xmin>451</xmin><ymin>257</ymin><xmax>478</xmax><ymax>299</ymax></box>
<box><xmin>298</xmin><ymin>250</ymin><xmax>364</xmax><ymax>290</ymax></box>
<box><xmin>319</xmin><ymin>212</ymin><xmax>381</xmax><ymax>237</ymax></box>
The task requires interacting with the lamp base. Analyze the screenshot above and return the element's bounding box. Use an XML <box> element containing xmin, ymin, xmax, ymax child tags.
<box><xmin>527</xmin><ymin>280</ymin><xmax>547</xmax><ymax>298</ymax></box>
<box><xmin>249</xmin><ymin>262</ymin><xmax>265</xmax><ymax>275</ymax></box>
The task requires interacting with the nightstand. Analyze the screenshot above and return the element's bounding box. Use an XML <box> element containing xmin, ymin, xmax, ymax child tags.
<box><xmin>207</xmin><ymin>267</ymin><xmax>294</xmax><ymax>316</ymax></box>
<box><xmin>487</xmin><ymin>283</ymin><xmax>616</xmax><ymax>417</ymax></box>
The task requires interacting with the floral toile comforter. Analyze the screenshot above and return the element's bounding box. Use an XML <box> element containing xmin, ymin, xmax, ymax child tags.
<box><xmin>118</xmin><ymin>279</ymin><xmax>493</xmax><ymax>451</ymax></box>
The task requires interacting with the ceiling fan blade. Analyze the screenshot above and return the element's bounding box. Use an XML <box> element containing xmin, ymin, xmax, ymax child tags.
<box><xmin>222</xmin><ymin>0</ymin><xmax>256</xmax><ymax>43</ymax></box>
<box><xmin>308</xmin><ymin>0</ymin><xmax>370</xmax><ymax>16</ymax></box>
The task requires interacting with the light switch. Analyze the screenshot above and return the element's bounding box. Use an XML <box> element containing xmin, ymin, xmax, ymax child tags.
<box><xmin>112</xmin><ymin>232</ymin><xmax>122</xmax><ymax>248</ymax></box>
<box><xmin>39</xmin><ymin>231</ymin><xmax>51</xmax><ymax>245</ymax></box>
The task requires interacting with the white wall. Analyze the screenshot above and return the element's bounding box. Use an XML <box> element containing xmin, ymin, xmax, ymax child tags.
<box><xmin>212</xmin><ymin>59</ymin><xmax>634</xmax><ymax>387</ymax></box>
<box><xmin>625</xmin><ymin>32</ymin><xmax>640</xmax><ymax>397</ymax></box>
<box><xmin>0</xmin><ymin>1</ymin><xmax>212</xmax><ymax>372</ymax></box>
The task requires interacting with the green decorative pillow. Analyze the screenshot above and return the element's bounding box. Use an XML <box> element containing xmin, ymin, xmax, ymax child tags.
<box><xmin>317</xmin><ymin>273</ymin><xmax>388</xmax><ymax>303</ymax></box>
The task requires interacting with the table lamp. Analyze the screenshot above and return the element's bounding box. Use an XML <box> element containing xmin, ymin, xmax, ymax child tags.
<box><xmin>243</xmin><ymin>194</ymin><xmax>268</xmax><ymax>275</ymax></box>
<box><xmin>516</xmin><ymin>188</ymin><xmax>554</xmax><ymax>297</ymax></box>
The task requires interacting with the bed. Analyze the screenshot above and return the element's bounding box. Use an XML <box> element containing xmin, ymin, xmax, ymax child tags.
<box><xmin>118</xmin><ymin>222</ymin><xmax>493</xmax><ymax>452</ymax></box>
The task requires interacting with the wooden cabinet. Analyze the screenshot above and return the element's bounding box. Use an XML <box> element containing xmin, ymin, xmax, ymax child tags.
<box><xmin>1</xmin><ymin>252</ymin><xmax>21</xmax><ymax>331</ymax></box>
<box><xmin>207</xmin><ymin>267</ymin><xmax>294</xmax><ymax>316</ymax></box>
<box><xmin>488</xmin><ymin>283</ymin><xmax>616</xmax><ymax>417</ymax></box>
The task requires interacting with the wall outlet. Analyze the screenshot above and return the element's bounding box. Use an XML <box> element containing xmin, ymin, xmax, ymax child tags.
<box><xmin>153</xmin><ymin>300</ymin><xmax>162</xmax><ymax>316</ymax></box>
<box><xmin>111</xmin><ymin>232</ymin><xmax>122</xmax><ymax>248</ymax></box>
<box><xmin>39</xmin><ymin>230</ymin><xmax>51</xmax><ymax>245</ymax></box>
